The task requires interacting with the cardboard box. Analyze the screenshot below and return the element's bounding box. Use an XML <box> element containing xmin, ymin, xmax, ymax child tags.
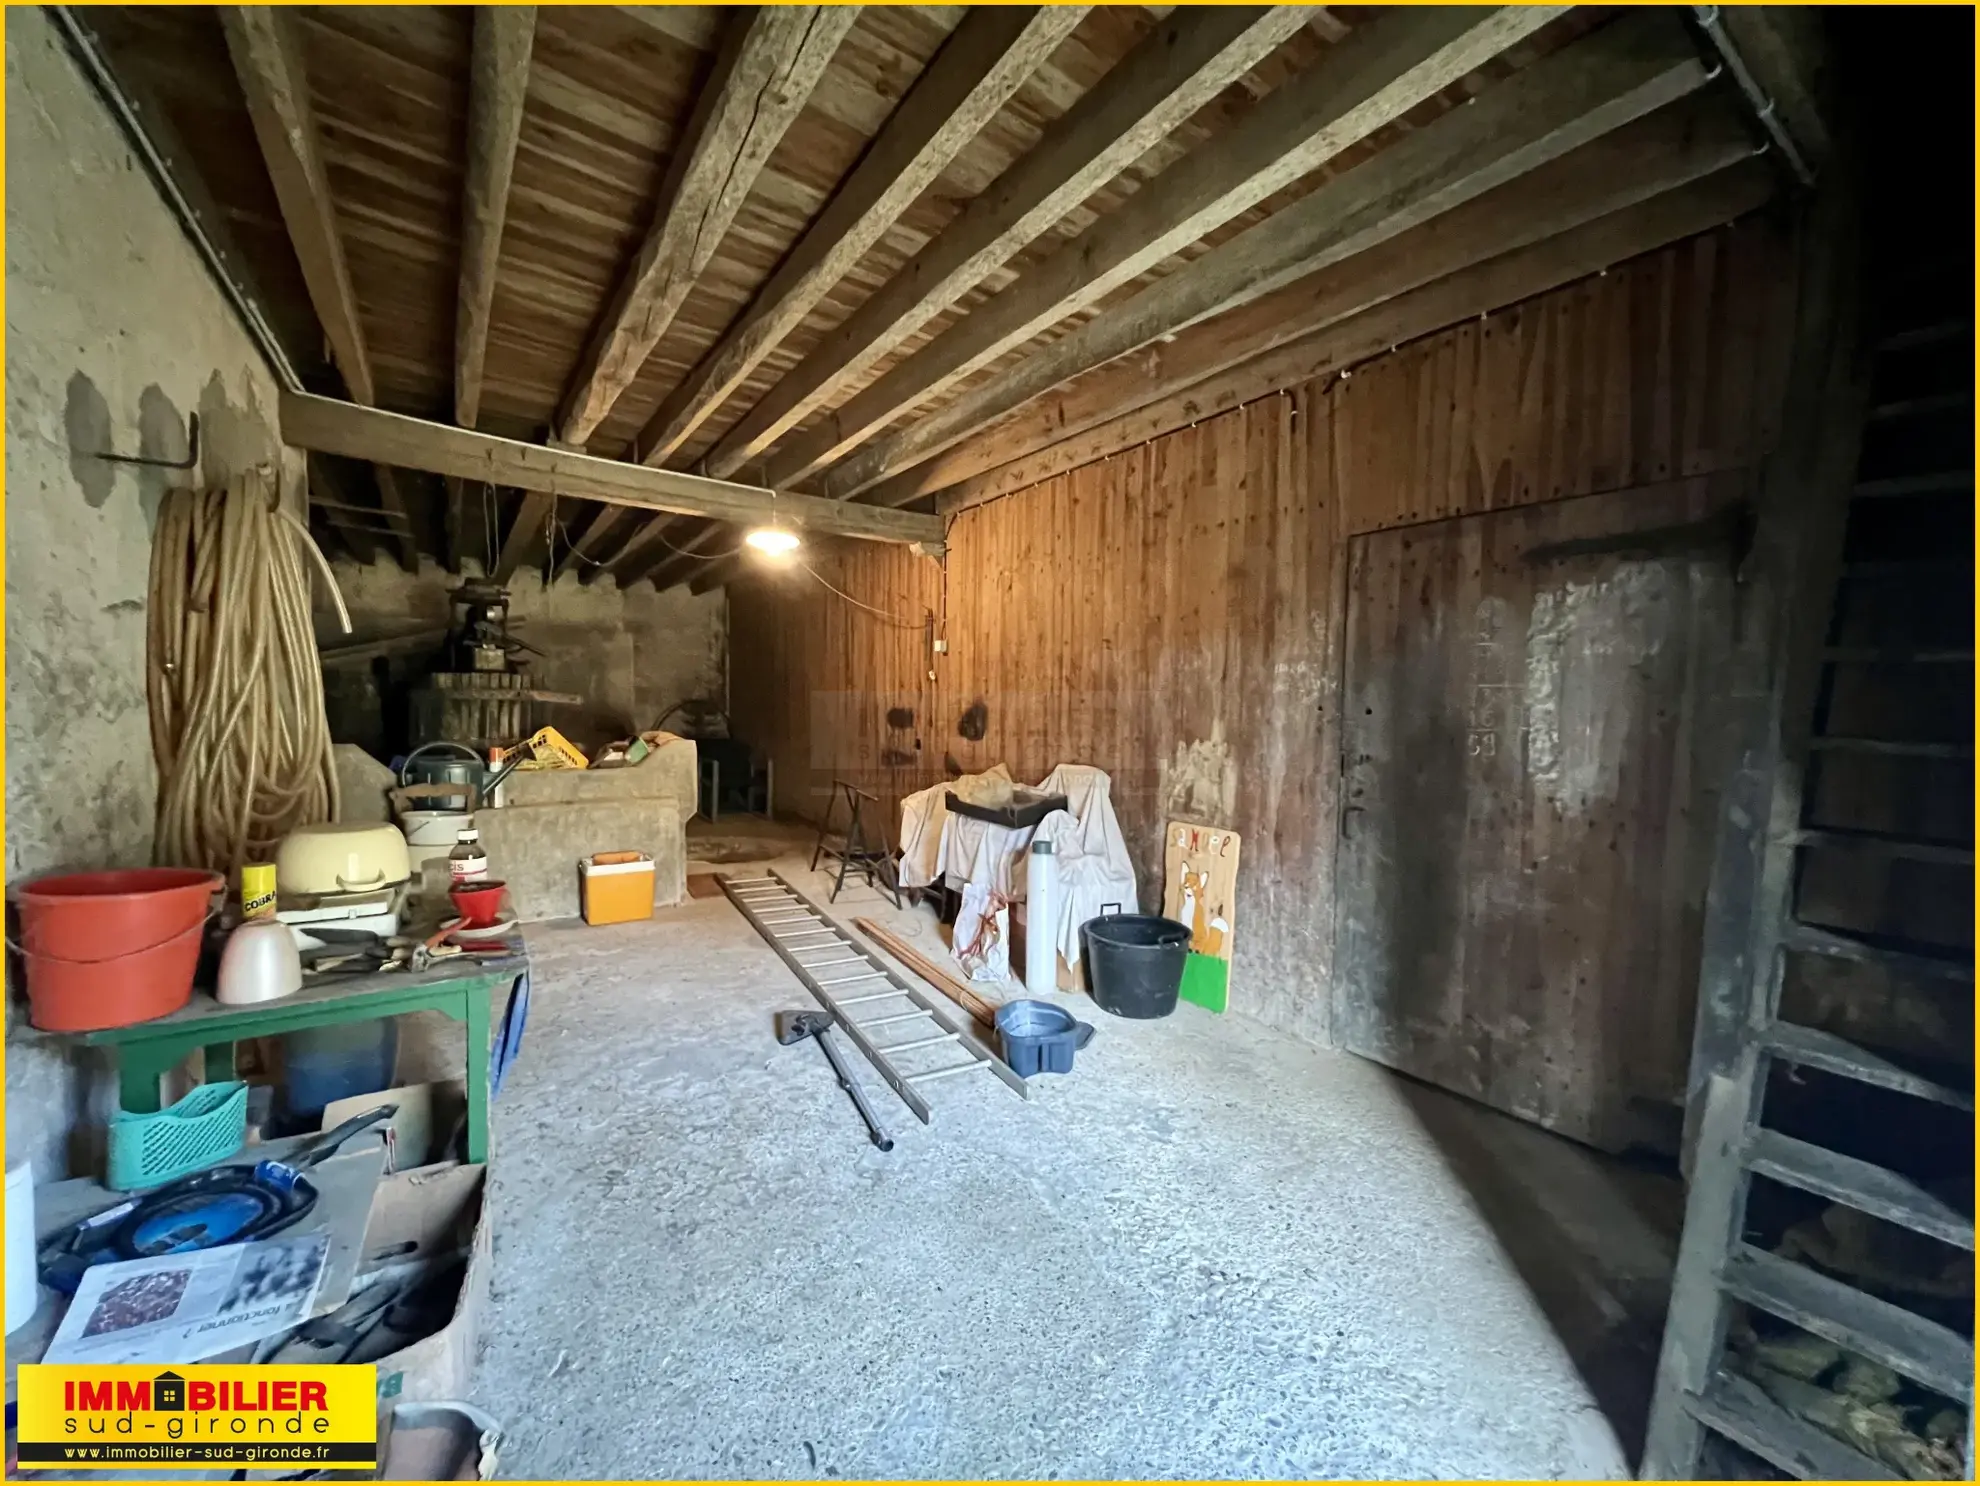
<box><xmin>355</xmin><ymin>1162</ymin><xmax>490</xmax><ymax>1408</ymax></box>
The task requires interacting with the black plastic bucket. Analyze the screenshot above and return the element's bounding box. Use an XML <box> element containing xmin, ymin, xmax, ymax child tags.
<box><xmin>1081</xmin><ymin>914</ymin><xmax>1190</xmax><ymax>1019</ymax></box>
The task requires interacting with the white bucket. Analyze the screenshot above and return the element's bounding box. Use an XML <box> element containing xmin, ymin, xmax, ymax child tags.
<box><xmin>400</xmin><ymin>810</ymin><xmax>471</xmax><ymax>870</ymax></box>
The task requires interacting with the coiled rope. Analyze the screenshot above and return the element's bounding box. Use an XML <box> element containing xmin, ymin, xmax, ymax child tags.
<box><xmin>147</xmin><ymin>467</ymin><xmax>344</xmax><ymax>876</ymax></box>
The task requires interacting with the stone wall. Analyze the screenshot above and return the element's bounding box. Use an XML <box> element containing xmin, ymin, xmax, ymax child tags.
<box><xmin>4</xmin><ymin>9</ymin><xmax>305</xmax><ymax>1177</ymax></box>
<box><xmin>324</xmin><ymin>560</ymin><xmax>727</xmax><ymax>759</ymax></box>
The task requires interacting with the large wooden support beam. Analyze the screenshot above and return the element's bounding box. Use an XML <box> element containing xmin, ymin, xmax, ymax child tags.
<box><xmin>222</xmin><ymin>6</ymin><xmax>419</xmax><ymax>571</ymax></box>
<box><xmin>762</xmin><ymin>4</ymin><xmax>1567</xmax><ymax>492</ymax></box>
<box><xmin>630</xmin><ymin>6</ymin><xmax>1089</xmax><ymax>470</ymax></box>
<box><xmin>278</xmin><ymin>392</ymin><xmax>943</xmax><ymax>547</ymax></box>
<box><xmin>697</xmin><ymin>5</ymin><xmax>1312</xmax><ymax>479</ymax></box>
<box><xmin>456</xmin><ymin>6</ymin><xmax>535</xmax><ymax>430</ymax></box>
<box><xmin>877</xmin><ymin>101</ymin><xmax>1765</xmax><ymax>510</ymax></box>
<box><xmin>816</xmin><ymin>11</ymin><xmax>1714</xmax><ymax>503</ymax></box>
<box><xmin>555</xmin><ymin>6</ymin><xmax>859</xmax><ymax>446</ymax></box>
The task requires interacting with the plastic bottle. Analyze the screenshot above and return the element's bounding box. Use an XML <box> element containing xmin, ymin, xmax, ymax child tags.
<box><xmin>449</xmin><ymin>826</ymin><xmax>488</xmax><ymax>885</ymax></box>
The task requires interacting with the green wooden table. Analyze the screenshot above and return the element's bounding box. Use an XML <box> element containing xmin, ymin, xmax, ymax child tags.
<box><xmin>64</xmin><ymin>949</ymin><xmax>525</xmax><ymax>1164</ymax></box>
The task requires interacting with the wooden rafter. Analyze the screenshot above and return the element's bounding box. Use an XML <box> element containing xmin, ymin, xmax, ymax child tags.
<box><xmin>628</xmin><ymin>5</ymin><xmax>1091</xmax><ymax>470</ymax></box>
<box><xmin>812</xmin><ymin>10</ymin><xmax>1712</xmax><ymax>503</ymax></box>
<box><xmin>456</xmin><ymin>5</ymin><xmax>535</xmax><ymax>431</ymax></box>
<box><xmin>872</xmin><ymin>101</ymin><xmax>1765</xmax><ymax>511</ymax></box>
<box><xmin>278</xmin><ymin>392</ymin><xmax>943</xmax><ymax>547</ymax></box>
<box><xmin>931</xmin><ymin>161</ymin><xmax>1778</xmax><ymax>519</ymax></box>
<box><xmin>554</xmin><ymin>5</ymin><xmax>860</xmax><ymax>446</ymax></box>
<box><xmin>694</xmin><ymin>5</ymin><xmax>1310</xmax><ymax>480</ymax></box>
<box><xmin>762</xmin><ymin>4</ymin><xmax>1570</xmax><ymax>492</ymax></box>
<box><xmin>612</xmin><ymin>5</ymin><xmax>1310</xmax><ymax>587</ymax></box>
<box><xmin>221</xmin><ymin>5</ymin><xmax>418</xmax><ymax>570</ymax></box>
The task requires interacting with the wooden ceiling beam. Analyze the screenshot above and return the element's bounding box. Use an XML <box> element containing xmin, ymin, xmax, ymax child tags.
<box><xmin>554</xmin><ymin>6</ymin><xmax>860</xmax><ymax>446</ymax></box>
<box><xmin>814</xmin><ymin>10</ymin><xmax>1713</xmax><ymax>504</ymax></box>
<box><xmin>221</xmin><ymin>6</ymin><xmax>419</xmax><ymax>571</ymax></box>
<box><xmin>759</xmin><ymin>4</ymin><xmax>1568</xmax><ymax>492</ymax></box>
<box><xmin>278</xmin><ymin>391</ymin><xmax>944</xmax><ymax>547</ymax></box>
<box><xmin>629</xmin><ymin>5</ymin><xmax>1090</xmax><ymax>471</ymax></box>
<box><xmin>622</xmin><ymin>5</ymin><xmax>1308</xmax><ymax>587</ymax></box>
<box><xmin>698</xmin><ymin>5</ymin><xmax>1313</xmax><ymax>480</ymax></box>
<box><xmin>455</xmin><ymin>5</ymin><xmax>535</xmax><ymax>431</ymax></box>
<box><xmin>683</xmin><ymin>155</ymin><xmax>1777</xmax><ymax>594</ymax></box>
<box><xmin>870</xmin><ymin>99</ymin><xmax>1764</xmax><ymax>510</ymax></box>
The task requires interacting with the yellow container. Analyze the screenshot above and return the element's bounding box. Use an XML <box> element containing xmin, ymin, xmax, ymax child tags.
<box><xmin>579</xmin><ymin>854</ymin><xmax>656</xmax><ymax>926</ymax></box>
<box><xmin>240</xmin><ymin>862</ymin><xmax>278</xmax><ymax>919</ymax></box>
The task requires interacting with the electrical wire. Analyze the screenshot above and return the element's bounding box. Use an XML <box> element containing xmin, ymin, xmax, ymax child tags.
<box><xmin>148</xmin><ymin>467</ymin><xmax>341</xmax><ymax>877</ymax></box>
<box><xmin>798</xmin><ymin>558</ymin><xmax>925</xmax><ymax>628</ymax></box>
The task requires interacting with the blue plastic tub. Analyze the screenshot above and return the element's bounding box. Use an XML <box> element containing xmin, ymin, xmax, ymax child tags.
<box><xmin>995</xmin><ymin>1000</ymin><xmax>1094</xmax><ymax>1077</ymax></box>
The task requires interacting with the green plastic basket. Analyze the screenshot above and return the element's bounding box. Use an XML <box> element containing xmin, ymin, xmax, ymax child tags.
<box><xmin>107</xmin><ymin>1080</ymin><xmax>248</xmax><ymax>1190</ymax></box>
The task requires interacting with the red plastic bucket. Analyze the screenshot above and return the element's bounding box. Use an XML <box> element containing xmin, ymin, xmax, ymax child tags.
<box><xmin>14</xmin><ymin>868</ymin><xmax>222</xmax><ymax>1031</ymax></box>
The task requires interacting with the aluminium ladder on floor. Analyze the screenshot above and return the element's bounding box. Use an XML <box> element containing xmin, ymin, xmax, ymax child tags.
<box><xmin>719</xmin><ymin>870</ymin><xmax>1027</xmax><ymax>1122</ymax></box>
<box><xmin>1641</xmin><ymin>293</ymin><xmax>1976</xmax><ymax>1475</ymax></box>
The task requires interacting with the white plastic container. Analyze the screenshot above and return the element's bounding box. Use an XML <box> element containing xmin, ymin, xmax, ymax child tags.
<box><xmin>1025</xmin><ymin>838</ymin><xmax>1058</xmax><ymax>996</ymax></box>
<box><xmin>7</xmin><ymin>1161</ymin><xmax>37</xmax><ymax>1335</ymax></box>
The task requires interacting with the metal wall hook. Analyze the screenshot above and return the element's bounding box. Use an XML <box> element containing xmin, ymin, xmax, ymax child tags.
<box><xmin>90</xmin><ymin>411</ymin><xmax>200</xmax><ymax>470</ymax></box>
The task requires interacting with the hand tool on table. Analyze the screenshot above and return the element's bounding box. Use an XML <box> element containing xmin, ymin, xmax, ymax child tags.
<box><xmin>776</xmin><ymin>1009</ymin><xmax>893</xmax><ymax>1152</ymax></box>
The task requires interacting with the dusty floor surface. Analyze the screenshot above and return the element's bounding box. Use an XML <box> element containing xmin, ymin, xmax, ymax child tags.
<box><xmin>472</xmin><ymin>854</ymin><xmax>1679</xmax><ymax>1479</ymax></box>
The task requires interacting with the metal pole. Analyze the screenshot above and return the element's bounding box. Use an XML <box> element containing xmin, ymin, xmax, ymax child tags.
<box><xmin>813</xmin><ymin>1028</ymin><xmax>893</xmax><ymax>1152</ymax></box>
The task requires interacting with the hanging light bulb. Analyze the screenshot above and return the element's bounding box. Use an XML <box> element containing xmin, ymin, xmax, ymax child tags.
<box><xmin>745</xmin><ymin>526</ymin><xmax>801</xmax><ymax>555</ymax></box>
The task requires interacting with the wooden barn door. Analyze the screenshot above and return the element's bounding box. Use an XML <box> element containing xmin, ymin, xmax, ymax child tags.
<box><xmin>1332</xmin><ymin>476</ymin><xmax>1743</xmax><ymax>1150</ymax></box>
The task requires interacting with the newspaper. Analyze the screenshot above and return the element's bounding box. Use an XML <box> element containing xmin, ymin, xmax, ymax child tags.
<box><xmin>44</xmin><ymin>1232</ymin><xmax>329</xmax><ymax>1366</ymax></box>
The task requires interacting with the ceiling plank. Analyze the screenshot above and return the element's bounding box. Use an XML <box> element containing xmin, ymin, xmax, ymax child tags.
<box><xmin>554</xmin><ymin>5</ymin><xmax>861</xmax><ymax>446</ymax></box>
<box><xmin>759</xmin><ymin>4</ymin><xmax>1568</xmax><ymax>490</ymax></box>
<box><xmin>620</xmin><ymin>5</ymin><xmax>1310</xmax><ymax>584</ymax></box>
<box><xmin>815</xmin><ymin>10</ymin><xmax>1713</xmax><ymax>503</ymax></box>
<box><xmin>630</xmin><ymin>5</ymin><xmax>1090</xmax><ymax>470</ymax></box>
<box><xmin>698</xmin><ymin>5</ymin><xmax>1311</xmax><ymax>480</ymax></box>
<box><xmin>279</xmin><ymin>392</ymin><xmax>944</xmax><ymax>547</ymax></box>
<box><xmin>456</xmin><ymin>5</ymin><xmax>536</xmax><ymax>430</ymax></box>
<box><xmin>870</xmin><ymin>99</ymin><xmax>1763</xmax><ymax>509</ymax></box>
<box><xmin>221</xmin><ymin>5</ymin><xmax>419</xmax><ymax>571</ymax></box>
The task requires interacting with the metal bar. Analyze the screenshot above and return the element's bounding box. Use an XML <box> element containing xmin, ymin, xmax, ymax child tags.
<box><xmin>838</xmin><ymin>989</ymin><xmax>911</xmax><ymax>1006</ymax></box>
<box><xmin>815</xmin><ymin>971</ymin><xmax>888</xmax><ymax>987</ymax></box>
<box><xmin>1690</xmin><ymin>6</ymin><xmax>1815</xmax><ymax>186</ymax></box>
<box><xmin>877</xmin><ymin>1032</ymin><xmax>961</xmax><ymax>1054</ymax></box>
<box><xmin>857</xmin><ymin>1010</ymin><xmax>935</xmax><ymax>1030</ymax></box>
<box><xmin>813</xmin><ymin>1026</ymin><xmax>894</xmax><ymax>1152</ymax></box>
<box><xmin>905</xmin><ymin>1060</ymin><xmax>992</xmax><ymax>1084</ymax></box>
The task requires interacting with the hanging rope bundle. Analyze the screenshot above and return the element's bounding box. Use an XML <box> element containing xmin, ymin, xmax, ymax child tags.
<box><xmin>147</xmin><ymin>467</ymin><xmax>341</xmax><ymax>877</ymax></box>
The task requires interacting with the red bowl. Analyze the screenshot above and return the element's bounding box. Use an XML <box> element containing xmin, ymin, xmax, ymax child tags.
<box><xmin>449</xmin><ymin>880</ymin><xmax>508</xmax><ymax>929</ymax></box>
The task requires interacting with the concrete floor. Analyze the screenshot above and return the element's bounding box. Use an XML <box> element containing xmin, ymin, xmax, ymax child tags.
<box><xmin>472</xmin><ymin>854</ymin><xmax>1680</xmax><ymax>1479</ymax></box>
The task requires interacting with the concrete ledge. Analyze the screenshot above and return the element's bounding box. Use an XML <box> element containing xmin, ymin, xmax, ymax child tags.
<box><xmin>477</xmin><ymin>798</ymin><xmax>685</xmax><ymax>921</ymax></box>
<box><xmin>500</xmin><ymin>739</ymin><xmax>696</xmax><ymax>811</ymax></box>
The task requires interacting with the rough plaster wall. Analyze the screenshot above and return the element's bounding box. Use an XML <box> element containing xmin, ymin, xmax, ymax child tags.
<box><xmin>4</xmin><ymin>9</ymin><xmax>302</xmax><ymax>1177</ymax></box>
<box><xmin>327</xmin><ymin>560</ymin><xmax>727</xmax><ymax>753</ymax></box>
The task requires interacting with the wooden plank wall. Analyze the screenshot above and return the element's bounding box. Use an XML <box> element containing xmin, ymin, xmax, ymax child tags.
<box><xmin>727</xmin><ymin>218</ymin><xmax>1797</xmax><ymax>1047</ymax></box>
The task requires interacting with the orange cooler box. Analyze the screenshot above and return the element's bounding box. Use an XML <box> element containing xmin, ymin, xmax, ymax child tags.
<box><xmin>579</xmin><ymin>853</ymin><xmax>656</xmax><ymax>925</ymax></box>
